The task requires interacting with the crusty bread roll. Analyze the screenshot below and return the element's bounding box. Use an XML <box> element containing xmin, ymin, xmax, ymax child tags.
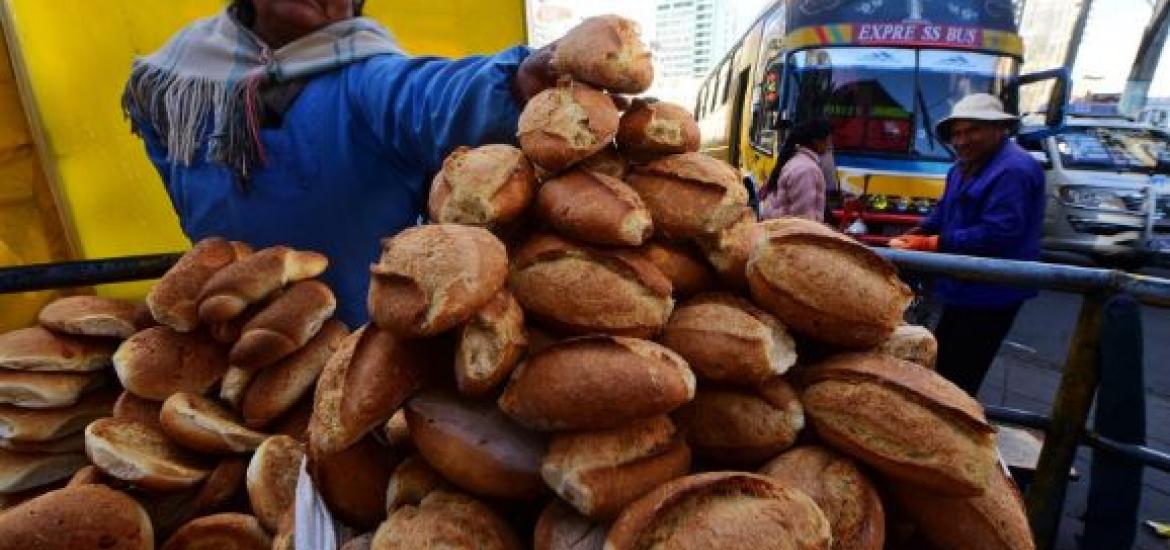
<box><xmin>161</xmin><ymin>513</ymin><xmax>272</xmax><ymax>550</ymax></box>
<box><xmin>455</xmin><ymin>290</ymin><xmax>527</xmax><ymax>397</ymax></box>
<box><xmin>660</xmin><ymin>293</ymin><xmax>796</xmax><ymax>386</ymax></box>
<box><xmin>616</xmin><ymin>99</ymin><xmax>700</xmax><ymax>160</ymax></box>
<box><xmin>0</xmin><ymin>369</ymin><xmax>107</xmax><ymax>409</ymax></box>
<box><xmin>760</xmin><ymin>445</ymin><xmax>886</xmax><ymax>550</ymax></box>
<box><xmin>271</xmin><ymin>395</ymin><xmax>313</xmax><ymax>442</ymax></box>
<box><xmin>889</xmin><ymin>468</ymin><xmax>1034</xmax><ymax>550</ymax></box>
<box><xmin>383</xmin><ymin>409</ymin><xmax>411</xmax><ymax>452</ymax></box>
<box><xmin>498</xmin><ymin>335</ymin><xmax>695</xmax><ymax>431</ymax></box>
<box><xmin>509</xmin><ymin>233</ymin><xmax>673</xmax><ymax>338</ymax></box>
<box><xmin>247</xmin><ymin>435</ymin><xmax>304</xmax><ymax>533</ymax></box>
<box><xmin>879</xmin><ymin>324</ymin><xmax>939</xmax><ymax>370</ymax></box>
<box><xmin>406</xmin><ymin>391</ymin><xmax>544</xmax><ymax>500</ymax></box>
<box><xmin>517</xmin><ymin>82</ymin><xmax>620</xmax><ymax>173</ymax></box>
<box><xmin>385</xmin><ymin>454</ymin><xmax>447</xmax><ymax>512</ymax></box>
<box><xmin>639</xmin><ymin>240</ymin><xmax>715</xmax><ymax>297</ymax></box>
<box><xmin>0</xmin><ymin>326</ymin><xmax>115</xmax><ymax>372</ymax></box>
<box><xmin>627</xmin><ymin>152</ymin><xmax>747</xmax><ymax>239</ymax></box>
<box><xmin>0</xmin><ymin>432</ymin><xmax>85</xmax><ymax>454</ymax></box>
<box><xmin>197</xmin><ymin>245</ymin><xmax>328</xmax><ymax>324</ymax></box>
<box><xmin>242</xmin><ymin>319</ymin><xmax>347</xmax><ymax>429</ymax></box>
<box><xmin>368</xmin><ymin>224</ymin><xmax>508</xmax><ymax>337</ymax></box>
<box><xmin>674</xmin><ymin>378</ymin><xmax>804</xmax><ymax>465</ymax></box>
<box><xmin>534</xmin><ymin>499</ymin><xmax>608</xmax><ymax>550</ymax></box>
<box><xmin>371</xmin><ymin>490</ymin><xmax>521</xmax><ymax>550</ymax></box>
<box><xmin>37</xmin><ymin>295</ymin><xmax>140</xmax><ymax>339</ymax></box>
<box><xmin>307</xmin><ymin>434</ymin><xmax>398</xmax><ymax>529</ymax></box>
<box><xmin>229</xmin><ymin>280</ymin><xmax>335</xmax><ymax>369</ymax></box>
<box><xmin>576</xmin><ymin>145</ymin><xmax>628</xmax><ymax>180</ymax></box>
<box><xmin>542</xmin><ymin>415</ymin><xmax>690</xmax><ymax>520</ymax></box>
<box><xmin>113</xmin><ymin>327</ymin><xmax>228</xmax><ymax>400</ymax></box>
<box><xmin>159</xmin><ymin>393</ymin><xmax>268</xmax><ymax>454</ymax></box>
<box><xmin>113</xmin><ymin>391</ymin><xmax>163</xmax><ymax>429</ymax></box>
<box><xmin>0</xmin><ymin>449</ymin><xmax>87</xmax><ymax>493</ymax></box>
<box><xmin>148</xmin><ymin>237</ymin><xmax>250</xmax><ymax>332</ymax></box>
<box><xmin>427</xmin><ymin>144</ymin><xmax>538</xmax><ymax>228</ymax></box>
<box><xmin>535</xmin><ymin>169</ymin><xmax>653</xmax><ymax>246</ymax></box>
<box><xmin>694</xmin><ymin>208</ymin><xmax>760</xmax><ymax>289</ymax></box>
<box><xmin>191</xmin><ymin>456</ymin><xmax>248</xmax><ymax>518</ymax></box>
<box><xmin>552</xmin><ymin>15</ymin><xmax>653</xmax><ymax>94</ymax></box>
<box><xmin>67</xmin><ymin>464</ymin><xmax>106</xmax><ymax>486</ymax></box>
<box><xmin>84</xmin><ymin>417</ymin><xmax>210</xmax><ymax>491</ymax></box>
<box><xmin>0</xmin><ymin>484</ymin><xmax>153</xmax><ymax>550</ymax></box>
<box><xmin>308</xmin><ymin>325</ymin><xmax>436</xmax><ymax>457</ymax></box>
<box><xmin>217</xmin><ymin>366</ymin><xmax>254</xmax><ymax>410</ymax></box>
<box><xmin>0</xmin><ymin>387</ymin><xmax>116</xmax><ymax>442</ymax></box>
<box><xmin>747</xmin><ymin>217</ymin><xmax>913</xmax><ymax>349</ymax></box>
<box><xmin>800</xmin><ymin>352</ymin><xmax>997</xmax><ymax>496</ymax></box>
<box><xmin>605</xmin><ymin>472</ymin><xmax>831</xmax><ymax>550</ymax></box>
<box><xmin>341</xmin><ymin>533</ymin><xmax>374</xmax><ymax>550</ymax></box>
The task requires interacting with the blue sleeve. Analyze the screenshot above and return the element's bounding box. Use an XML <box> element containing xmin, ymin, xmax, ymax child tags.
<box><xmin>940</xmin><ymin>167</ymin><xmax>1037</xmax><ymax>256</ymax></box>
<box><xmin>350</xmin><ymin>46</ymin><xmax>529</xmax><ymax>174</ymax></box>
<box><xmin>919</xmin><ymin>168</ymin><xmax>954</xmax><ymax>234</ymax></box>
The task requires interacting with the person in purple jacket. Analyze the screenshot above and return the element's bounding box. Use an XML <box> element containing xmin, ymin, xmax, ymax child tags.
<box><xmin>891</xmin><ymin>93</ymin><xmax>1045</xmax><ymax>396</ymax></box>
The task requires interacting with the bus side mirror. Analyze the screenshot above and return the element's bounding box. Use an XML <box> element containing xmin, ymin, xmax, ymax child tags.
<box><xmin>1016</xmin><ymin>68</ymin><xmax>1070</xmax><ymax>141</ymax></box>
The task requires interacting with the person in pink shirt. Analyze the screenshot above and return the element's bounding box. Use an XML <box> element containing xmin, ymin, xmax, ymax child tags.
<box><xmin>760</xmin><ymin>119</ymin><xmax>834</xmax><ymax>222</ymax></box>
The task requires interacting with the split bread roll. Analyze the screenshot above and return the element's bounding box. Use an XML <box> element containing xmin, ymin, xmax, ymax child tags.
<box><xmin>0</xmin><ymin>326</ymin><xmax>116</xmax><ymax>372</ymax></box>
<box><xmin>218</xmin><ymin>366</ymin><xmax>255</xmax><ymax>410</ymax></box>
<box><xmin>747</xmin><ymin>217</ymin><xmax>913</xmax><ymax>349</ymax></box>
<box><xmin>509</xmin><ymin>233</ymin><xmax>673</xmax><ymax>338</ymax></box>
<box><xmin>161</xmin><ymin>513</ymin><xmax>272</xmax><ymax>550</ymax></box>
<box><xmin>0</xmin><ymin>484</ymin><xmax>154</xmax><ymax>550</ymax></box>
<box><xmin>694</xmin><ymin>208</ymin><xmax>760</xmax><ymax>289</ymax></box>
<box><xmin>0</xmin><ymin>369</ymin><xmax>107</xmax><ymax>409</ymax></box>
<box><xmin>229</xmin><ymin>279</ymin><xmax>336</xmax><ymax>369</ymax></box>
<box><xmin>760</xmin><ymin>445</ymin><xmax>886</xmax><ymax>550</ymax></box>
<box><xmin>0</xmin><ymin>449</ymin><xmax>87</xmax><ymax>494</ymax></box>
<box><xmin>159</xmin><ymin>393</ymin><xmax>268</xmax><ymax>454</ymax></box>
<box><xmin>427</xmin><ymin>144</ymin><xmax>538</xmax><ymax>228</ymax></box>
<box><xmin>307</xmin><ymin>434</ymin><xmax>397</xmax><ymax>529</ymax></box>
<box><xmin>674</xmin><ymin>378</ymin><xmax>804</xmax><ymax>465</ymax></box>
<box><xmin>113</xmin><ymin>327</ymin><xmax>228</xmax><ymax>401</ymax></box>
<box><xmin>148</xmin><ymin>237</ymin><xmax>251</xmax><ymax>332</ymax></box>
<box><xmin>878</xmin><ymin>324</ymin><xmax>939</xmax><ymax>370</ymax></box>
<box><xmin>541</xmin><ymin>415</ymin><xmax>691</xmax><ymax>520</ymax></box>
<box><xmin>84</xmin><ymin>417</ymin><xmax>210</xmax><ymax>491</ymax></box>
<box><xmin>534</xmin><ymin>499</ymin><xmax>608</xmax><ymax>550</ymax></box>
<box><xmin>889</xmin><ymin>467</ymin><xmax>1035</xmax><ymax>550</ymax></box>
<box><xmin>37</xmin><ymin>295</ymin><xmax>140</xmax><ymax>339</ymax></box>
<box><xmin>371</xmin><ymin>490</ymin><xmax>522</xmax><ymax>550</ymax></box>
<box><xmin>639</xmin><ymin>240</ymin><xmax>715</xmax><ymax>297</ymax></box>
<box><xmin>385</xmin><ymin>454</ymin><xmax>447</xmax><ymax>512</ymax></box>
<box><xmin>799</xmin><ymin>352</ymin><xmax>997</xmax><ymax>496</ymax></box>
<box><xmin>535</xmin><ymin>169</ymin><xmax>653</xmax><ymax>246</ymax></box>
<box><xmin>605</xmin><ymin>472</ymin><xmax>831</xmax><ymax>550</ymax></box>
<box><xmin>247</xmin><ymin>435</ymin><xmax>304</xmax><ymax>533</ymax></box>
<box><xmin>498</xmin><ymin>335</ymin><xmax>694</xmax><ymax>431</ymax></box>
<box><xmin>626</xmin><ymin>152</ymin><xmax>747</xmax><ymax>240</ymax></box>
<box><xmin>368</xmin><ymin>224</ymin><xmax>508</xmax><ymax>337</ymax></box>
<box><xmin>517</xmin><ymin>82</ymin><xmax>620</xmax><ymax>173</ymax></box>
<box><xmin>113</xmin><ymin>391</ymin><xmax>163</xmax><ymax>429</ymax></box>
<box><xmin>0</xmin><ymin>387</ymin><xmax>116</xmax><ymax>442</ymax></box>
<box><xmin>242</xmin><ymin>319</ymin><xmax>348</xmax><ymax>429</ymax></box>
<box><xmin>455</xmin><ymin>290</ymin><xmax>527</xmax><ymax>397</ymax></box>
<box><xmin>616</xmin><ymin>99</ymin><xmax>700</xmax><ymax>160</ymax></box>
<box><xmin>552</xmin><ymin>15</ymin><xmax>653</xmax><ymax>94</ymax></box>
<box><xmin>197</xmin><ymin>245</ymin><xmax>328</xmax><ymax>324</ymax></box>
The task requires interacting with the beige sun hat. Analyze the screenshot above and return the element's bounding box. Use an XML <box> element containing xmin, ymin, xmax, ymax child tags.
<box><xmin>936</xmin><ymin>93</ymin><xmax>1018</xmax><ymax>141</ymax></box>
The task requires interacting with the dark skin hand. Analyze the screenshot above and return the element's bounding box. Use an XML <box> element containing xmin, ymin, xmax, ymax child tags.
<box><xmin>512</xmin><ymin>42</ymin><xmax>560</xmax><ymax>104</ymax></box>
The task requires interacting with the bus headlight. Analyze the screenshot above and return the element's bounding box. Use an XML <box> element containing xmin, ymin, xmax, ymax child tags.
<box><xmin>1059</xmin><ymin>186</ymin><xmax>1129</xmax><ymax>211</ymax></box>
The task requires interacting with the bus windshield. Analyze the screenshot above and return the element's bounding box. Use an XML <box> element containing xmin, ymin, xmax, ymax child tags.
<box><xmin>789</xmin><ymin>48</ymin><xmax>1017</xmax><ymax>160</ymax></box>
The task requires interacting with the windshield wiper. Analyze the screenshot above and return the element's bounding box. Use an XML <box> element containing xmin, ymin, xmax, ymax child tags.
<box><xmin>915</xmin><ymin>81</ymin><xmax>954</xmax><ymax>161</ymax></box>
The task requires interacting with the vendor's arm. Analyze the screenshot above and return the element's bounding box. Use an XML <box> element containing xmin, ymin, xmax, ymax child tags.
<box><xmin>939</xmin><ymin>168</ymin><xmax>1036</xmax><ymax>256</ymax></box>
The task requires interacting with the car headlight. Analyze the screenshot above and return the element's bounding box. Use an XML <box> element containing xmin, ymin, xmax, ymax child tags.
<box><xmin>1059</xmin><ymin>186</ymin><xmax>1129</xmax><ymax>211</ymax></box>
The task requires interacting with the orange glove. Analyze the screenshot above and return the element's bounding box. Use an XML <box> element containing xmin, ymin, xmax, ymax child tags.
<box><xmin>889</xmin><ymin>235</ymin><xmax>939</xmax><ymax>252</ymax></box>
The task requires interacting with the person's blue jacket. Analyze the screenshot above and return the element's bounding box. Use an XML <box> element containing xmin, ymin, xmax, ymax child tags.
<box><xmin>920</xmin><ymin>139</ymin><xmax>1046</xmax><ymax>308</ymax></box>
<box><xmin>133</xmin><ymin>47</ymin><xmax>529</xmax><ymax>327</ymax></box>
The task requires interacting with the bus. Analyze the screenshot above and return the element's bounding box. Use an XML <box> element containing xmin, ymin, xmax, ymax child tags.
<box><xmin>695</xmin><ymin>0</ymin><xmax>1068</xmax><ymax>243</ymax></box>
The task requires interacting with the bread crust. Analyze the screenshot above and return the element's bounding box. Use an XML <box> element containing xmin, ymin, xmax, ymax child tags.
<box><xmin>371</xmin><ymin>491</ymin><xmax>522</xmax><ymax>550</ymax></box>
<box><xmin>307</xmin><ymin>434</ymin><xmax>398</xmax><ymax>529</ymax></box>
<box><xmin>229</xmin><ymin>280</ymin><xmax>336</xmax><ymax>369</ymax></box>
<box><xmin>0</xmin><ymin>369</ymin><xmax>108</xmax><ymax>409</ymax></box>
<box><xmin>113</xmin><ymin>327</ymin><xmax>228</xmax><ymax>400</ymax></box>
<box><xmin>627</xmin><ymin>153</ymin><xmax>747</xmax><ymax>239</ymax></box>
<box><xmin>148</xmin><ymin>237</ymin><xmax>248</xmax><ymax>332</ymax></box>
<box><xmin>113</xmin><ymin>391</ymin><xmax>163</xmax><ymax>429</ymax></box>
<box><xmin>616</xmin><ymin>99</ymin><xmax>699</xmax><ymax>160</ymax></box>
<box><xmin>427</xmin><ymin>144</ymin><xmax>538</xmax><ymax>228</ymax></box>
<box><xmin>197</xmin><ymin>246</ymin><xmax>328</xmax><ymax>324</ymax></box>
<box><xmin>161</xmin><ymin>513</ymin><xmax>272</xmax><ymax>550</ymax></box>
<box><xmin>536</xmin><ymin>170</ymin><xmax>653</xmax><ymax>246</ymax></box>
<box><xmin>674</xmin><ymin>378</ymin><xmax>804</xmax><ymax>465</ymax></box>
<box><xmin>0</xmin><ymin>484</ymin><xmax>154</xmax><ymax>550</ymax></box>
<box><xmin>242</xmin><ymin>319</ymin><xmax>348</xmax><ymax>429</ymax></box>
<box><xmin>0</xmin><ymin>387</ymin><xmax>117</xmax><ymax>442</ymax></box>
<box><xmin>247</xmin><ymin>435</ymin><xmax>304</xmax><ymax>533</ymax></box>
<box><xmin>84</xmin><ymin>417</ymin><xmax>210</xmax><ymax>491</ymax></box>
<box><xmin>159</xmin><ymin>392</ymin><xmax>268</xmax><ymax>454</ymax></box>
<box><xmin>0</xmin><ymin>449</ymin><xmax>87</xmax><ymax>493</ymax></box>
<box><xmin>518</xmin><ymin>83</ymin><xmax>620</xmax><ymax>172</ymax></box>
<box><xmin>577</xmin><ymin>145</ymin><xmax>629</xmax><ymax>180</ymax></box>
<box><xmin>890</xmin><ymin>467</ymin><xmax>1034</xmax><ymax>550</ymax></box>
<box><xmin>455</xmin><ymin>290</ymin><xmax>528</xmax><ymax>397</ymax></box>
<box><xmin>552</xmin><ymin>15</ymin><xmax>653</xmax><ymax>94</ymax></box>
<box><xmin>638</xmin><ymin>240</ymin><xmax>715</xmax><ymax>297</ymax></box>
<box><xmin>384</xmin><ymin>454</ymin><xmax>447</xmax><ymax>512</ymax></box>
<box><xmin>534</xmin><ymin>499</ymin><xmax>608</xmax><ymax>550</ymax></box>
<box><xmin>0</xmin><ymin>326</ymin><xmax>116</xmax><ymax>372</ymax></box>
<box><xmin>38</xmin><ymin>295</ymin><xmax>140</xmax><ymax>339</ymax></box>
<box><xmin>878</xmin><ymin>325</ymin><xmax>939</xmax><ymax>370</ymax></box>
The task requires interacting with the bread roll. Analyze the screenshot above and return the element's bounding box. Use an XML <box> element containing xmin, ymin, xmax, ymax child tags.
<box><xmin>271</xmin><ymin>395</ymin><xmax>313</xmax><ymax>442</ymax></box>
<box><xmin>247</xmin><ymin>435</ymin><xmax>304</xmax><ymax>533</ymax></box>
<box><xmin>0</xmin><ymin>369</ymin><xmax>107</xmax><ymax>409</ymax></box>
<box><xmin>84</xmin><ymin>417</ymin><xmax>210</xmax><ymax>491</ymax></box>
<box><xmin>760</xmin><ymin>445</ymin><xmax>885</xmax><ymax>550</ymax></box>
<box><xmin>552</xmin><ymin>15</ymin><xmax>653</xmax><ymax>94</ymax></box>
<box><xmin>694</xmin><ymin>208</ymin><xmax>760</xmax><ymax>289</ymax></box>
<box><xmin>0</xmin><ymin>484</ymin><xmax>153</xmax><ymax>550</ymax></box>
<box><xmin>455</xmin><ymin>290</ymin><xmax>527</xmax><ymax>397</ymax></box>
<box><xmin>0</xmin><ymin>326</ymin><xmax>115</xmax><ymax>372</ymax></box>
<box><xmin>0</xmin><ymin>449</ymin><xmax>86</xmax><ymax>493</ymax></box>
<box><xmin>535</xmin><ymin>169</ymin><xmax>653</xmax><ymax>246</ymax></box>
<box><xmin>113</xmin><ymin>327</ymin><xmax>228</xmax><ymax>400</ymax></box>
<box><xmin>498</xmin><ymin>335</ymin><xmax>694</xmax><ymax>431</ymax></box>
<box><xmin>605</xmin><ymin>472</ymin><xmax>831</xmax><ymax>550</ymax></box>
<box><xmin>368</xmin><ymin>224</ymin><xmax>508</xmax><ymax>337</ymax></box>
<box><xmin>746</xmin><ymin>217</ymin><xmax>912</xmax><ymax>349</ymax></box>
<box><xmin>383</xmin><ymin>409</ymin><xmax>411</xmax><ymax>452</ymax></box>
<box><xmin>385</xmin><ymin>454</ymin><xmax>447</xmax><ymax>512</ymax></box>
<box><xmin>660</xmin><ymin>293</ymin><xmax>796</xmax><ymax>386</ymax></box>
<box><xmin>675</xmin><ymin>378</ymin><xmax>804</xmax><ymax>465</ymax></box>
<box><xmin>38</xmin><ymin>295</ymin><xmax>140</xmax><ymax>339</ymax></box>
<box><xmin>879</xmin><ymin>325</ymin><xmax>939</xmax><ymax>370</ymax></box>
<box><xmin>427</xmin><ymin>144</ymin><xmax>538</xmax><ymax>228</ymax></box>
<box><xmin>229</xmin><ymin>280</ymin><xmax>335</xmax><ymax>369</ymax></box>
<box><xmin>542</xmin><ymin>415</ymin><xmax>690</xmax><ymax>520</ymax></box>
<box><xmin>889</xmin><ymin>468</ymin><xmax>1034</xmax><ymax>550</ymax></box>
<box><xmin>534</xmin><ymin>499</ymin><xmax>608</xmax><ymax>550</ymax></box>
<box><xmin>242</xmin><ymin>319</ymin><xmax>347</xmax><ymax>429</ymax></box>
<box><xmin>342</xmin><ymin>533</ymin><xmax>374</xmax><ymax>550</ymax></box>
<box><xmin>308</xmin><ymin>434</ymin><xmax>398</xmax><ymax>529</ymax></box>
<box><xmin>800</xmin><ymin>352</ymin><xmax>997</xmax><ymax>496</ymax></box>
<box><xmin>627</xmin><ymin>152</ymin><xmax>747</xmax><ymax>239</ymax></box>
<box><xmin>0</xmin><ymin>387</ymin><xmax>116</xmax><ymax>442</ymax></box>
<box><xmin>113</xmin><ymin>391</ymin><xmax>163</xmax><ymax>429</ymax></box>
<box><xmin>148</xmin><ymin>237</ymin><xmax>250</xmax><ymax>332</ymax></box>
<box><xmin>577</xmin><ymin>145</ymin><xmax>628</xmax><ymax>180</ymax></box>
<box><xmin>217</xmin><ymin>366</ymin><xmax>255</xmax><ymax>409</ymax></box>
<box><xmin>197</xmin><ymin>245</ymin><xmax>328</xmax><ymax>324</ymax></box>
<box><xmin>308</xmin><ymin>325</ymin><xmax>435</xmax><ymax>457</ymax></box>
<box><xmin>616</xmin><ymin>99</ymin><xmax>700</xmax><ymax>160</ymax></box>
<box><xmin>192</xmin><ymin>457</ymin><xmax>248</xmax><ymax>517</ymax></box>
<box><xmin>67</xmin><ymin>464</ymin><xmax>107</xmax><ymax>486</ymax></box>
<box><xmin>0</xmin><ymin>432</ymin><xmax>85</xmax><ymax>454</ymax></box>
<box><xmin>509</xmin><ymin>233</ymin><xmax>673</xmax><ymax>338</ymax></box>
<box><xmin>406</xmin><ymin>391</ymin><xmax>544</xmax><ymax>500</ymax></box>
<box><xmin>371</xmin><ymin>490</ymin><xmax>521</xmax><ymax>550</ymax></box>
<box><xmin>517</xmin><ymin>83</ymin><xmax>620</xmax><ymax>173</ymax></box>
<box><xmin>159</xmin><ymin>393</ymin><xmax>268</xmax><ymax>454</ymax></box>
<box><xmin>161</xmin><ymin>513</ymin><xmax>272</xmax><ymax>550</ymax></box>
<box><xmin>639</xmin><ymin>240</ymin><xmax>715</xmax><ymax>297</ymax></box>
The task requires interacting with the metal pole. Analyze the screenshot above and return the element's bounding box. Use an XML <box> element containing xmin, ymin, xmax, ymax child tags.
<box><xmin>0</xmin><ymin>253</ymin><xmax>181</xmax><ymax>294</ymax></box>
<box><xmin>1026</xmin><ymin>293</ymin><xmax>1106</xmax><ymax>550</ymax></box>
<box><xmin>1063</xmin><ymin>0</ymin><xmax>1094</xmax><ymax>70</ymax></box>
<box><xmin>1120</xmin><ymin>0</ymin><xmax>1170</xmax><ymax>115</ymax></box>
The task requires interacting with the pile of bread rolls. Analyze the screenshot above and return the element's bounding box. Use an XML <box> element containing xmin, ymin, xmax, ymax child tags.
<box><xmin>0</xmin><ymin>14</ymin><xmax>1031</xmax><ymax>550</ymax></box>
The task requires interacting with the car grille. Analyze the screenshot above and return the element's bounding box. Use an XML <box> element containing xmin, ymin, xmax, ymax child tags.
<box><xmin>1120</xmin><ymin>193</ymin><xmax>1170</xmax><ymax>218</ymax></box>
